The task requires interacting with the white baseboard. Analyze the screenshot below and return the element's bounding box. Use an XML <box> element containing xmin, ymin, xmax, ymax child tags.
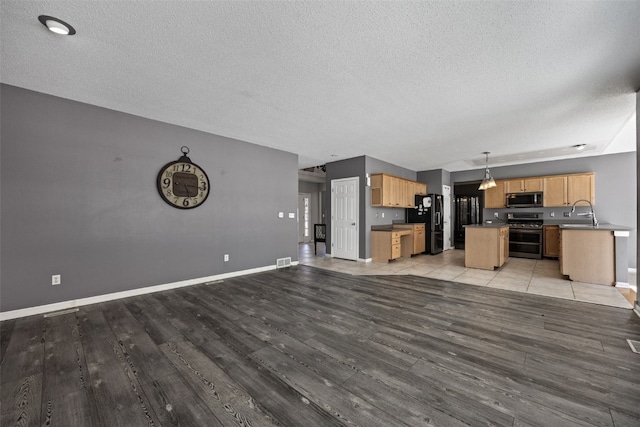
<box><xmin>0</xmin><ymin>263</ymin><xmax>289</xmax><ymax>321</ymax></box>
<box><xmin>359</xmin><ymin>258</ymin><xmax>372</xmax><ymax>263</ymax></box>
<box><xmin>615</xmin><ymin>282</ymin><xmax>632</xmax><ymax>288</ymax></box>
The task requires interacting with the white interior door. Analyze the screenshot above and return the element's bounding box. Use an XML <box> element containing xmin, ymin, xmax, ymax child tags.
<box><xmin>443</xmin><ymin>185</ymin><xmax>453</xmax><ymax>250</ymax></box>
<box><xmin>298</xmin><ymin>193</ymin><xmax>311</xmax><ymax>243</ymax></box>
<box><xmin>331</xmin><ymin>177</ymin><xmax>359</xmax><ymax>260</ymax></box>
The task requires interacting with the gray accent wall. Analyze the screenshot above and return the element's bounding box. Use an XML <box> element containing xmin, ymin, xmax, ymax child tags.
<box><xmin>0</xmin><ymin>85</ymin><xmax>299</xmax><ymax>312</ymax></box>
<box><xmin>417</xmin><ymin>169</ymin><xmax>451</xmax><ymax>195</ymax></box>
<box><xmin>325</xmin><ymin>156</ymin><xmax>415</xmax><ymax>260</ymax></box>
<box><xmin>449</xmin><ymin>152</ymin><xmax>637</xmax><ymax>268</ymax></box>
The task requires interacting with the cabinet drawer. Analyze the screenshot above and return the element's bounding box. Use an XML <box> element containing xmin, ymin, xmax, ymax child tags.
<box><xmin>391</xmin><ymin>232</ymin><xmax>400</xmax><ymax>238</ymax></box>
<box><xmin>414</xmin><ymin>225</ymin><xmax>425</xmax><ymax>231</ymax></box>
<box><xmin>391</xmin><ymin>237</ymin><xmax>401</xmax><ymax>245</ymax></box>
<box><xmin>391</xmin><ymin>244</ymin><xmax>401</xmax><ymax>258</ymax></box>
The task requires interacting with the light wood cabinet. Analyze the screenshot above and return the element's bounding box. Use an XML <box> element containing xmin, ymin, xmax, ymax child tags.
<box><xmin>543</xmin><ymin>225</ymin><xmax>560</xmax><ymax>258</ymax></box>
<box><xmin>506</xmin><ymin>178</ymin><xmax>543</xmax><ymax>193</ymax></box>
<box><xmin>371</xmin><ymin>230</ymin><xmax>411</xmax><ymax>262</ymax></box>
<box><xmin>543</xmin><ymin>173</ymin><xmax>595</xmax><ymax>207</ymax></box>
<box><xmin>370</xmin><ymin>174</ymin><xmax>427</xmax><ymax>208</ymax></box>
<box><xmin>464</xmin><ymin>226</ymin><xmax>509</xmax><ymax>270</ymax></box>
<box><xmin>567</xmin><ymin>174</ymin><xmax>595</xmax><ymax>206</ymax></box>
<box><xmin>543</xmin><ymin>176</ymin><xmax>567</xmax><ymax>206</ymax></box>
<box><xmin>560</xmin><ymin>229</ymin><xmax>614</xmax><ymax>285</ymax></box>
<box><xmin>394</xmin><ymin>223</ymin><xmax>426</xmax><ymax>256</ymax></box>
<box><xmin>484</xmin><ymin>180</ymin><xmax>506</xmax><ymax>208</ymax></box>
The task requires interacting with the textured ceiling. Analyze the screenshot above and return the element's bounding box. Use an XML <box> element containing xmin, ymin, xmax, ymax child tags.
<box><xmin>2</xmin><ymin>1</ymin><xmax>639</xmax><ymax>171</ymax></box>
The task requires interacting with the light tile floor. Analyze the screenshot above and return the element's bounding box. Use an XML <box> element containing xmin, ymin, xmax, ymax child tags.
<box><xmin>300</xmin><ymin>243</ymin><xmax>636</xmax><ymax>309</ymax></box>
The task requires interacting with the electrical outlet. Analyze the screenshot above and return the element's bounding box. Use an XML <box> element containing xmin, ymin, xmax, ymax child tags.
<box><xmin>550</xmin><ymin>212</ymin><xmax>555</xmax><ymax>217</ymax></box>
<box><xmin>381</xmin><ymin>213</ymin><xmax>385</xmax><ymax>218</ymax></box>
<box><xmin>564</xmin><ymin>212</ymin><xmax>571</xmax><ymax>217</ymax></box>
<box><xmin>494</xmin><ymin>212</ymin><xmax>499</xmax><ymax>218</ymax></box>
<box><xmin>52</xmin><ymin>274</ymin><xmax>61</xmax><ymax>286</ymax></box>
<box><xmin>224</xmin><ymin>254</ymin><xmax>229</xmax><ymax>262</ymax></box>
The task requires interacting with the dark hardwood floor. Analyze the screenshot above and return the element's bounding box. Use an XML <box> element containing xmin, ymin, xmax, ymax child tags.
<box><xmin>2</xmin><ymin>265</ymin><xmax>640</xmax><ymax>426</ymax></box>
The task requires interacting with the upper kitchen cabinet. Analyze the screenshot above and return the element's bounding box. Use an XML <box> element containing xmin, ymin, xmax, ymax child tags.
<box><xmin>371</xmin><ymin>173</ymin><xmax>427</xmax><ymax>208</ymax></box>
<box><xmin>505</xmin><ymin>178</ymin><xmax>543</xmax><ymax>193</ymax></box>
<box><xmin>543</xmin><ymin>173</ymin><xmax>595</xmax><ymax>207</ymax></box>
<box><xmin>484</xmin><ymin>180</ymin><xmax>506</xmax><ymax>208</ymax></box>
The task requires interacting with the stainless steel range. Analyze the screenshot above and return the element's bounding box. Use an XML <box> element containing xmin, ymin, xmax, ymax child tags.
<box><xmin>507</xmin><ymin>212</ymin><xmax>543</xmax><ymax>259</ymax></box>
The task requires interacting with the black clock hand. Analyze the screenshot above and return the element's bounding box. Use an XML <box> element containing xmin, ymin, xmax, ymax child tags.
<box><xmin>184</xmin><ymin>184</ymin><xmax>192</xmax><ymax>198</ymax></box>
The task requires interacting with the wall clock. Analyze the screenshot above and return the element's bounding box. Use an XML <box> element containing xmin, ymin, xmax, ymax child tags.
<box><xmin>157</xmin><ymin>146</ymin><xmax>210</xmax><ymax>209</ymax></box>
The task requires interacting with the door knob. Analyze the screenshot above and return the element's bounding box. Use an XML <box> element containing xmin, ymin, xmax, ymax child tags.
<box><xmin>351</xmin><ymin>223</ymin><xmax>356</xmax><ymax>226</ymax></box>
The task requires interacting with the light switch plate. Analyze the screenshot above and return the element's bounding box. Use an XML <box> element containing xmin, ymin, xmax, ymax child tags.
<box><xmin>288</xmin><ymin>212</ymin><xmax>295</xmax><ymax>219</ymax></box>
<box><xmin>278</xmin><ymin>212</ymin><xmax>284</xmax><ymax>218</ymax></box>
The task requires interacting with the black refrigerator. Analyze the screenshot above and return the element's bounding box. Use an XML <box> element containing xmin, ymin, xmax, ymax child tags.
<box><xmin>406</xmin><ymin>194</ymin><xmax>443</xmax><ymax>254</ymax></box>
<box><xmin>454</xmin><ymin>196</ymin><xmax>481</xmax><ymax>249</ymax></box>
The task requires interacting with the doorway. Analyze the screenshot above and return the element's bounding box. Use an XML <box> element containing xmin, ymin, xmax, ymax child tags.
<box><xmin>330</xmin><ymin>177</ymin><xmax>359</xmax><ymax>261</ymax></box>
<box><xmin>442</xmin><ymin>185</ymin><xmax>453</xmax><ymax>251</ymax></box>
<box><xmin>298</xmin><ymin>193</ymin><xmax>311</xmax><ymax>243</ymax></box>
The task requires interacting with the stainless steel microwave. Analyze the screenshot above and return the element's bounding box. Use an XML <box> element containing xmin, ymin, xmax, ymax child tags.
<box><xmin>506</xmin><ymin>192</ymin><xmax>543</xmax><ymax>208</ymax></box>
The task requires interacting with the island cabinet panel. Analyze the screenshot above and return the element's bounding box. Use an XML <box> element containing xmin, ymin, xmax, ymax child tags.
<box><xmin>484</xmin><ymin>180</ymin><xmax>506</xmax><ymax>208</ymax></box>
<box><xmin>543</xmin><ymin>225</ymin><xmax>560</xmax><ymax>258</ymax></box>
<box><xmin>505</xmin><ymin>178</ymin><xmax>543</xmax><ymax>193</ymax></box>
<box><xmin>560</xmin><ymin>229</ymin><xmax>614</xmax><ymax>285</ymax></box>
<box><xmin>464</xmin><ymin>226</ymin><xmax>509</xmax><ymax>270</ymax></box>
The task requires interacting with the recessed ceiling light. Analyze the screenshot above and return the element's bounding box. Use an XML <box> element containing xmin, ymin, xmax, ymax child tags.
<box><xmin>573</xmin><ymin>144</ymin><xmax>587</xmax><ymax>151</ymax></box>
<box><xmin>38</xmin><ymin>15</ymin><xmax>76</xmax><ymax>35</ymax></box>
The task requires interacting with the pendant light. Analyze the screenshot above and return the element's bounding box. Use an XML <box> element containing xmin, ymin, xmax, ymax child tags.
<box><xmin>478</xmin><ymin>152</ymin><xmax>497</xmax><ymax>190</ymax></box>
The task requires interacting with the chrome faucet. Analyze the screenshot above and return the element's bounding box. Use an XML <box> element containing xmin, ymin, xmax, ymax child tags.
<box><xmin>570</xmin><ymin>199</ymin><xmax>598</xmax><ymax>226</ymax></box>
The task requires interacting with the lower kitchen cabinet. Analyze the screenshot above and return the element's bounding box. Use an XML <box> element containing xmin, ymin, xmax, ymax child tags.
<box><xmin>371</xmin><ymin>230</ymin><xmax>411</xmax><ymax>262</ymax></box>
<box><xmin>543</xmin><ymin>225</ymin><xmax>560</xmax><ymax>258</ymax></box>
<box><xmin>464</xmin><ymin>225</ymin><xmax>509</xmax><ymax>270</ymax></box>
<box><xmin>393</xmin><ymin>223</ymin><xmax>426</xmax><ymax>257</ymax></box>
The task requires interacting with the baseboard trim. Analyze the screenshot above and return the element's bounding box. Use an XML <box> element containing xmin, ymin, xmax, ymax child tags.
<box><xmin>0</xmin><ymin>264</ymin><xmax>281</xmax><ymax>321</ymax></box>
<box><xmin>616</xmin><ymin>282</ymin><xmax>632</xmax><ymax>288</ymax></box>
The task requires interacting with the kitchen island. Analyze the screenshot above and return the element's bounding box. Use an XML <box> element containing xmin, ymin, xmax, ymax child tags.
<box><xmin>464</xmin><ymin>224</ymin><xmax>509</xmax><ymax>270</ymax></box>
<box><xmin>559</xmin><ymin>223</ymin><xmax>633</xmax><ymax>286</ymax></box>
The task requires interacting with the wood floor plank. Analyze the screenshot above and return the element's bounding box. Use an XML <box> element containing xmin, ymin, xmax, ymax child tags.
<box><xmin>160</xmin><ymin>338</ymin><xmax>281</xmax><ymax>427</ymax></box>
<box><xmin>0</xmin><ymin>374</ymin><xmax>42</xmax><ymax>427</ymax></box>
<box><xmin>0</xmin><ymin>316</ymin><xmax>45</xmax><ymax>385</ymax></box>
<box><xmin>77</xmin><ymin>309</ymin><xmax>160</xmax><ymax>426</ymax></box>
<box><xmin>340</xmin><ymin>371</ymin><xmax>470</xmax><ymax>427</ymax></box>
<box><xmin>0</xmin><ymin>319</ymin><xmax>15</xmax><ymax>365</ymax></box>
<box><xmin>157</xmin><ymin>294</ymin><xmax>343</xmax><ymax>427</ymax></box>
<box><xmin>250</xmin><ymin>345</ymin><xmax>409</xmax><ymax>427</ymax></box>
<box><xmin>122</xmin><ymin>295</ymin><xmax>181</xmax><ymax>345</ymax></box>
<box><xmin>2</xmin><ymin>265</ymin><xmax>639</xmax><ymax>426</ymax></box>
<box><xmin>41</xmin><ymin>388</ymin><xmax>101</xmax><ymax>427</ymax></box>
<box><xmin>40</xmin><ymin>313</ymin><xmax>95</xmax><ymax>423</ymax></box>
<box><xmin>145</xmin><ymin>372</ymin><xmax>225</xmax><ymax>426</ymax></box>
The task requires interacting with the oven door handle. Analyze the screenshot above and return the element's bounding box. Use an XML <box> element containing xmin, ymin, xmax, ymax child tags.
<box><xmin>508</xmin><ymin>228</ymin><xmax>543</xmax><ymax>233</ymax></box>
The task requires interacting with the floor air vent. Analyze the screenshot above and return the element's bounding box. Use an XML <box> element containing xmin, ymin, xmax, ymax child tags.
<box><xmin>627</xmin><ymin>339</ymin><xmax>640</xmax><ymax>354</ymax></box>
<box><xmin>44</xmin><ymin>308</ymin><xmax>79</xmax><ymax>318</ymax></box>
<box><xmin>277</xmin><ymin>257</ymin><xmax>292</xmax><ymax>268</ymax></box>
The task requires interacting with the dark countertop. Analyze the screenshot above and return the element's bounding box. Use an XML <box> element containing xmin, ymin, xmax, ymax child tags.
<box><xmin>558</xmin><ymin>223</ymin><xmax>634</xmax><ymax>232</ymax></box>
<box><xmin>371</xmin><ymin>223</ymin><xmax>426</xmax><ymax>231</ymax></box>
<box><xmin>463</xmin><ymin>223</ymin><xmax>509</xmax><ymax>229</ymax></box>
